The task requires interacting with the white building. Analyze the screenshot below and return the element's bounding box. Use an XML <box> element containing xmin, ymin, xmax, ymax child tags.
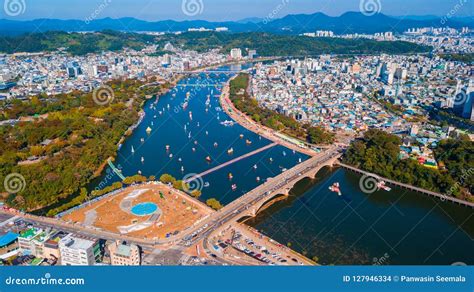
<box><xmin>108</xmin><ymin>241</ymin><xmax>141</xmax><ymax>266</ymax></box>
<box><xmin>230</xmin><ymin>48</ymin><xmax>242</xmax><ymax>60</ymax></box>
<box><xmin>59</xmin><ymin>234</ymin><xmax>100</xmax><ymax>266</ymax></box>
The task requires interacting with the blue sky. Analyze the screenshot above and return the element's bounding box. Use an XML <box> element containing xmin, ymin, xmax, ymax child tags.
<box><xmin>2</xmin><ymin>0</ymin><xmax>473</xmax><ymax>21</ymax></box>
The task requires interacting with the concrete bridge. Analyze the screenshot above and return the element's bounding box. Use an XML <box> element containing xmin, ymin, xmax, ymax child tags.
<box><xmin>232</xmin><ymin>152</ymin><xmax>342</xmax><ymax>221</ymax></box>
<box><xmin>179</xmin><ymin>147</ymin><xmax>343</xmax><ymax>246</ymax></box>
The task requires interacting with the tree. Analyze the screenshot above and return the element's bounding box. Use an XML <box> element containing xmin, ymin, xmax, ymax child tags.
<box><xmin>206</xmin><ymin>198</ymin><xmax>223</xmax><ymax>210</ymax></box>
<box><xmin>190</xmin><ymin>190</ymin><xmax>201</xmax><ymax>198</ymax></box>
<box><xmin>159</xmin><ymin>174</ymin><xmax>176</xmax><ymax>184</ymax></box>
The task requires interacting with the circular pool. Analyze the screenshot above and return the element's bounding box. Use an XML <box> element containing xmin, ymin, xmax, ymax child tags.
<box><xmin>130</xmin><ymin>202</ymin><xmax>158</xmax><ymax>216</ymax></box>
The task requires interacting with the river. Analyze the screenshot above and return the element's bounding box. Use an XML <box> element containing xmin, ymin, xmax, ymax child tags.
<box><xmin>92</xmin><ymin>65</ymin><xmax>473</xmax><ymax>265</ymax></box>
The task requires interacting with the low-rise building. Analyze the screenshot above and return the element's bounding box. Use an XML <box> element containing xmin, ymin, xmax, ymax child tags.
<box><xmin>108</xmin><ymin>241</ymin><xmax>141</xmax><ymax>266</ymax></box>
<box><xmin>59</xmin><ymin>234</ymin><xmax>100</xmax><ymax>266</ymax></box>
<box><xmin>0</xmin><ymin>232</ymin><xmax>19</xmax><ymax>258</ymax></box>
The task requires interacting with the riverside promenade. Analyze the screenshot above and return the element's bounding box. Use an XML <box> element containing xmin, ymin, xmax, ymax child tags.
<box><xmin>219</xmin><ymin>76</ymin><xmax>319</xmax><ymax>157</ymax></box>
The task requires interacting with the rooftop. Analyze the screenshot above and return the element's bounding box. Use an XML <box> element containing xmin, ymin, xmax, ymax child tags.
<box><xmin>116</xmin><ymin>244</ymin><xmax>132</xmax><ymax>257</ymax></box>
<box><xmin>0</xmin><ymin>232</ymin><xmax>18</xmax><ymax>247</ymax></box>
<box><xmin>60</xmin><ymin>234</ymin><xmax>96</xmax><ymax>250</ymax></box>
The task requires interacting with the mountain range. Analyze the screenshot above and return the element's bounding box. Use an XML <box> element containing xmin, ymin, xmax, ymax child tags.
<box><xmin>0</xmin><ymin>12</ymin><xmax>472</xmax><ymax>36</ymax></box>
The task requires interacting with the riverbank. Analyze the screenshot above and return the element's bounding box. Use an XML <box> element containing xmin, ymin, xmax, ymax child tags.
<box><xmin>338</xmin><ymin>162</ymin><xmax>474</xmax><ymax>208</ymax></box>
<box><xmin>219</xmin><ymin>75</ymin><xmax>318</xmax><ymax>157</ymax></box>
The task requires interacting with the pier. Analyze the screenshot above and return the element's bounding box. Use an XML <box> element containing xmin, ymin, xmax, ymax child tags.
<box><xmin>184</xmin><ymin>142</ymin><xmax>278</xmax><ymax>183</ymax></box>
<box><xmin>338</xmin><ymin>162</ymin><xmax>474</xmax><ymax>209</ymax></box>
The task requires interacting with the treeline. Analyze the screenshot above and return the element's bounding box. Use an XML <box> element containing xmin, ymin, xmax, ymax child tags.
<box><xmin>0</xmin><ymin>30</ymin><xmax>154</xmax><ymax>55</ymax></box>
<box><xmin>344</xmin><ymin>129</ymin><xmax>473</xmax><ymax>202</ymax></box>
<box><xmin>0</xmin><ymin>79</ymin><xmax>167</xmax><ymax>213</ymax></box>
<box><xmin>0</xmin><ymin>30</ymin><xmax>430</xmax><ymax>57</ymax></box>
<box><xmin>439</xmin><ymin>53</ymin><xmax>474</xmax><ymax>64</ymax></box>
<box><xmin>229</xmin><ymin>74</ymin><xmax>334</xmax><ymax>145</ymax></box>
<box><xmin>157</xmin><ymin>32</ymin><xmax>431</xmax><ymax>56</ymax></box>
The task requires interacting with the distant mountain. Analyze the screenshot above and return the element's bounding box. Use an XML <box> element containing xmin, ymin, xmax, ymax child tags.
<box><xmin>394</xmin><ymin>15</ymin><xmax>440</xmax><ymax>21</ymax></box>
<box><xmin>236</xmin><ymin>17</ymin><xmax>264</xmax><ymax>24</ymax></box>
<box><xmin>262</xmin><ymin>12</ymin><xmax>472</xmax><ymax>34</ymax></box>
<box><xmin>0</xmin><ymin>12</ymin><xmax>471</xmax><ymax>36</ymax></box>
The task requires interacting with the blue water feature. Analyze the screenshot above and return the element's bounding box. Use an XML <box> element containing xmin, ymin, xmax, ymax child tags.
<box><xmin>130</xmin><ymin>202</ymin><xmax>158</xmax><ymax>216</ymax></box>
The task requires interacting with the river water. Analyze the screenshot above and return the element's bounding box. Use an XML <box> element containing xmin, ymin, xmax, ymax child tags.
<box><xmin>92</xmin><ymin>66</ymin><xmax>473</xmax><ymax>265</ymax></box>
<box><xmin>94</xmin><ymin>65</ymin><xmax>308</xmax><ymax>205</ymax></box>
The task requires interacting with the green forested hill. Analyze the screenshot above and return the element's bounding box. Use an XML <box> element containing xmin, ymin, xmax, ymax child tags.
<box><xmin>0</xmin><ymin>30</ymin><xmax>431</xmax><ymax>56</ymax></box>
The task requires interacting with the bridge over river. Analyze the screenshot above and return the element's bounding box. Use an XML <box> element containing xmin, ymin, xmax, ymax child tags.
<box><xmin>178</xmin><ymin>147</ymin><xmax>343</xmax><ymax>246</ymax></box>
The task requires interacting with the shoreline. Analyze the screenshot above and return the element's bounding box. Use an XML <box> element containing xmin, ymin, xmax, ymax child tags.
<box><xmin>219</xmin><ymin>75</ymin><xmax>319</xmax><ymax>157</ymax></box>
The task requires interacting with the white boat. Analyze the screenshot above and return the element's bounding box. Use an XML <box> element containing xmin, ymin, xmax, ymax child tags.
<box><xmin>131</xmin><ymin>146</ymin><xmax>135</xmax><ymax>154</ymax></box>
<box><xmin>220</xmin><ymin>120</ymin><xmax>234</xmax><ymax>127</ymax></box>
<box><xmin>146</xmin><ymin>127</ymin><xmax>152</xmax><ymax>134</ymax></box>
<box><xmin>253</xmin><ymin>164</ymin><xmax>258</xmax><ymax>170</ymax></box>
<box><xmin>227</xmin><ymin>148</ymin><xmax>234</xmax><ymax>155</ymax></box>
<box><xmin>181</xmin><ymin>166</ymin><xmax>185</xmax><ymax>172</ymax></box>
<box><xmin>377</xmin><ymin>181</ymin><xmax>392</xmax><ymax>192</ymax></box>
<box><xmin>204</xmin><ymin>182</ymin><xmax>210</xmax><ymax>188</ymax></box>
<box><xmin>329</xmin><ymin>182</ymin><xmax>342</xmax><ymax>196</ymax></box>
<box><xmin>141</xmin><ymin>157</ymin><xmax>145</xmax><ymax>163</ymax></box>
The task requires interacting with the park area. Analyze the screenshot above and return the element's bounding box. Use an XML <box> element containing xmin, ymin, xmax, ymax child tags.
<box><xmin>61</xmin><ymin>183</ymin><xmax>212</xmax><ymax>240</ymax></box>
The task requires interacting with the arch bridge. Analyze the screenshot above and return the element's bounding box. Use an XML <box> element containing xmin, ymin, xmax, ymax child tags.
<box><xmin>216</xmin><ymin>149</ymin><xmax>342</xmax><ymax>224</ymax></box>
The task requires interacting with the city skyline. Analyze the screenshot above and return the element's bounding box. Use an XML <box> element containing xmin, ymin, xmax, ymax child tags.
<box><xmin>0</xmin><ymin>0</ymin><xmax>472</xmax><ymax>21</ymax></box>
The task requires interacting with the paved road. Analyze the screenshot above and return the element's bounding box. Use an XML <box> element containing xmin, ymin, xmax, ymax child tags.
<box><xmin>179</xmin><ymin>147</ymin><xmax>342</xmax><ymax>246</ymax></box>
